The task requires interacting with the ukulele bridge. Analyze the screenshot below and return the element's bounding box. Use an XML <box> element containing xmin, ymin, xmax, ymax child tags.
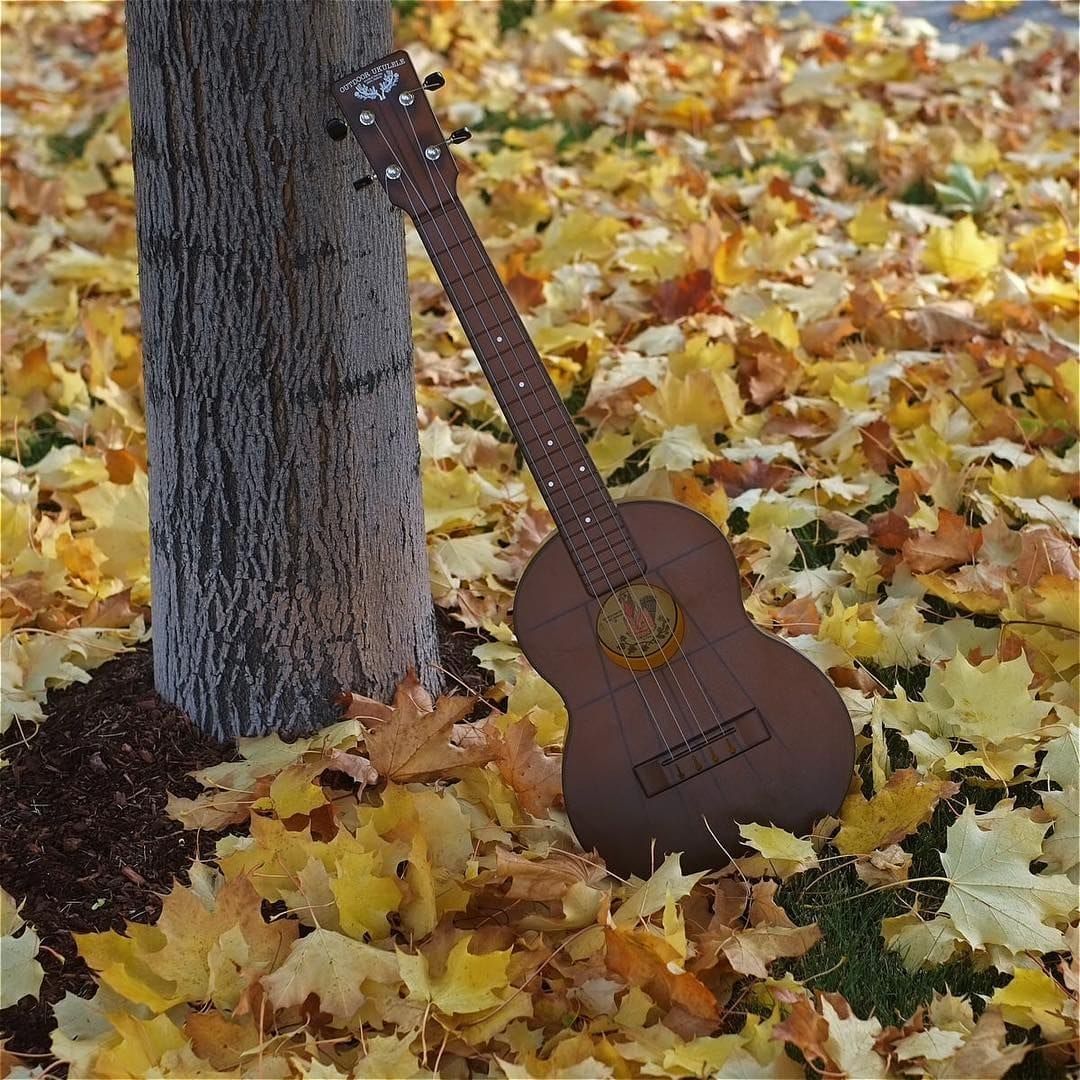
<box><xmin>633</xmin><ymin>708</ymin><xmax>770</xmax><ymax>797</ymax></box>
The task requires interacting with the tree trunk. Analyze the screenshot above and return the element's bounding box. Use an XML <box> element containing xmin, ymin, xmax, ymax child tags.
<box><xmin>125</xmin><ymin>0</ymin><xmax>440</xmax><ymax>739</ymax></box>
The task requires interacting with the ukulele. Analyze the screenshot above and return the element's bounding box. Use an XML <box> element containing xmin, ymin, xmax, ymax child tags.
<box><xmin>330</xmin><ymin>52</ymin><xmax>855</xmax><ymax>878</ymax></box>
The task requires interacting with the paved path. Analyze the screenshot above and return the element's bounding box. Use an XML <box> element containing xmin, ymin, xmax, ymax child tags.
<box><xmin>789</xmin><ymin>0</ymin><xmax>1076</xmax><ymax>53</ymax></box>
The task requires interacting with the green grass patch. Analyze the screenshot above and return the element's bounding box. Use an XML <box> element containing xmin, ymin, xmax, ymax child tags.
<box><xmin>498</xmin><ymin>0</ymin><xmax>535</xmax><ymax>33</ymax></box>
<box><xmin>781</xmin><ymin>772</ymin><xmax>1067</xmax><ymax>1080</ymax></box>
<box><xmin>46</xmin><ymin>116</ymin><xmax>102</xmax><ymax>163</ymax></box>
<box><xmin>0</xmin><ymin>414</ymin><xmax>74</xmax><ymax>466</ymax></box>
<box><xmin>790</xmin><ymin>520</ymin><xmax>838</xmax><ymax>570</ymax></box>
<box><xmin>779</xmin><ymin>858</ymin><xmax>1000</xmax><ymax>1024</ymax></box>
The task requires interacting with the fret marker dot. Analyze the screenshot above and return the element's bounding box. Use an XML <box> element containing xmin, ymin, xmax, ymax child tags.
<box><xmin>496</xmin><ymin>336</ymin><xmax>504</xmax><ymax>342</ymax></box>
<box><xmin>547</xmin><ymin>481</ymin><xmax>554</xmax><ymax>488</ymax></box>
<box><xmin>578</xmin><ymin>465</ymin><xmax>586</xmax><ymax>472</ymax></box>
<box><xmin>517</xmin><ymin>381</ymin><xmax>525</xmax><ymax>388</ymax></box>
<box><xmin>585</xmin><ymin>516</ymin><xmax>592</xmax><ymax>523</ymax></box>
<box><xmin>546</xmin><ymin>439</ymin><xmax>553</xmax><ymax>446</ymax></box>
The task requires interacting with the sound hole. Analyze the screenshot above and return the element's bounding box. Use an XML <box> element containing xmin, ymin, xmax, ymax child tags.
<box><xmin>596</xmin><ymin>582</ymin><xmax>684</xmax><ymax>671</ymax></box>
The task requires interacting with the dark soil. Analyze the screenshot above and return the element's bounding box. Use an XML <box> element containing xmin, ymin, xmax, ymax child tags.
<box><xmin>0</xmin><ymin>647</ymin><xmax>231</xmax><ymax>1060</ymax></box>
<box><xmin>0</xmin><ymin>613</ymin><xmax>489</xmax><ymax>1061</ymax></box>
<box><xmin>435</xmin><ymin>604</ymin><xmax>494</xmax><ymax>696</ymax></box>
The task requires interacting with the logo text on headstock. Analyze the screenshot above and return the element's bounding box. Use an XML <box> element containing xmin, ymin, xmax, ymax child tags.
<box><xmin>338</xmin><ymin>56</ymin><xmax>408</xmax><ymax>100</ymax></box>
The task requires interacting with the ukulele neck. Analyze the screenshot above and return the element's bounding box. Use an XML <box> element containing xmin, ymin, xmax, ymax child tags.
<box><xmin>413</xmin><ymin>199</ymin><xmax>645</xmax><ymax>598</ymax></box>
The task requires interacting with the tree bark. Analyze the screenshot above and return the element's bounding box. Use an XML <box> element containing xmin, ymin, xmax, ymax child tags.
<box><xmin>125</xmin><ymin>0</ymin><xmax>440</xmax><ymax>739</ymax></box>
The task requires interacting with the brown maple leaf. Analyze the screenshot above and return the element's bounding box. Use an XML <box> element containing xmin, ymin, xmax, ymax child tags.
<box><xmin>902</xmin><ymin>509</ymin><xmax>983</xmax><ymax>573</ymax></box>
<box><xmin>774</xmin><ymin>595</ymin><xmax>821</xmax><ymax>637</ymax></box>
<box><xmin>859</xmin><ymin>418</ymin><xmax>903</xmax><ymax>476</ymax></box>
<box><xmin>652</xmin><ymin>268</ymin><xmax>714</xmax><ymax>321</ymax></box>
<box><xmin>711</xmin><ymin>456</ymin><xmax>795</xmax><ymax>496</ymax></box>
<box><xmin>495</xmin><ymin>715</ymin><xmax>563</xmax><ymax>818</ymax></box>
<box><xmin>342</xmin><ymin>670</ymin><xmax>494</xmax><ymax>783</ymax></box>
<box><xmin>800</xmin><ymin>316</ymin><xmax>858</xmax><ymax>357</ymax></box>
<box><xmin>867</xmin><ymin>509</ymin><xmax>912</xmax><ymax>552</ymax></box>
<box><xmin>493</xmin><ymin>847</ymin><xmax>602</xmax><ymax>901</ymax></box>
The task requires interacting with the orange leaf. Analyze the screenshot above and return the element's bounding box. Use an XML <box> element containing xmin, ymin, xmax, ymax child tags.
<box><xmin>604</xmin><ymin>926</ymin><xmax>719</xmax><ymax>1021</ymax></box>
<box><xmin>773</xmin><ymin>998</ymin><xmax>833</xmax><ymax>1071</ymax></box>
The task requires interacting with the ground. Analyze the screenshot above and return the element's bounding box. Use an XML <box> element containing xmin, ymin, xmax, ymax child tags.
<box><xmin>0</xmin><ymin>1</ymin><xmax>1077</xmax><ymax>1078</ymax></box>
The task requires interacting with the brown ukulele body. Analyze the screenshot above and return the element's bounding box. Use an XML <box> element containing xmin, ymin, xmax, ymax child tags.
<box><xmin>514</xmin><ymin>499</ymin><xmax>855</xmax><ymax>878</ymax></box>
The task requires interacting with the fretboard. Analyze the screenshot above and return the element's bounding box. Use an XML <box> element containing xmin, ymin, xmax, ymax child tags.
<box><xmin>413</xmin><ymin>200</ymin><xmax>645</xmax><ymax>598</ymax></box>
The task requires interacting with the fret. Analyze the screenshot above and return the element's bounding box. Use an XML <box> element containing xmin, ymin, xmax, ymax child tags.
<box><xmin>558</xmin><ymin>496</ymin><xmax>630</xmax><ymax>531</ymax></box>
<box><xmin>562</xmin><ymin>528</ymin><xmax>636</xmax><ymax>562</ymax></box>
<box><xmin>413</xmin><ymin>201</ymin><xmax>459</xmax><ymax>229</ymax></box>
<box><xmin>444</xmin><ymin>284</ymin><xmax>503</xmax><ymax>317</ymax></box>
<box><xmin>431</xmin><ymin>232</ymin><xmax>478</xmax><ymax>260</ymax></box>
<box><xmin>441</xmin><ymin>258</ymin><xmax>493</xmax><ymax>292</ymax></box>
<box><xmin>579</xmin><ymin>555</ymin><xmax>646</xmax><ymax>591</ymax></box>
<box><xmin>413</xmin><ymin>198</ymin><xmax>648</xmax><ymax>598</ymax></box>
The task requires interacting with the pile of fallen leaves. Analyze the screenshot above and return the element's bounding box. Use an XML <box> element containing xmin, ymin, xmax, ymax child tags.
<box><xmin>1</xmin><ymin>0</ymin><xmax>1078</xmax><ymax>1076</ymax></box>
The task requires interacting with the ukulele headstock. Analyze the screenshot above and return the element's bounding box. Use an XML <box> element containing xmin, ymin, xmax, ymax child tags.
<box><xmin>330</xmin><ymin>51</ymin><xmax>463</xmax><ymax>218</ymax></box>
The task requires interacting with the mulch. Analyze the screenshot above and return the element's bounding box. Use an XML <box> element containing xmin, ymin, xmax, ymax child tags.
<box><xmin>0</xmin><ymin>611</ymin><xmax>490</xmax><ymax>1062</ymax></box>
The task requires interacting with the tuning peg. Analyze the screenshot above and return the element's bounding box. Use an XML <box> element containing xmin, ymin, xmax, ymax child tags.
<box><xmin>352</xmin><ymin>176</ymin><xmax>374</xmax><ymax>191</ymax></box>
<box><xmin>325</xmin><ymin>117</ymin><xmax>349</xmax><ymax>141</ymax></box>
<box><xmin>446</xmin><ymin>127</ymin><xmax>472</xmax><ymax>145</ymax></box>
<box><xmin>422</xmin><ymin>71</ymin><xmax>446</xmax><ymax>91</ymax></box>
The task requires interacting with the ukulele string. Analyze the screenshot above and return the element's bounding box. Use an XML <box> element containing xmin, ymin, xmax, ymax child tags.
<box><xmin>387</xmin><ymin>112</ymin><xmax>687</xmax><ymax>753</ymax></box>
<box><xmin>438</xmin><ymin>201</ymin><xmax>719</xmax><ymax>747</ymax></box>
<box><xmin>382</xmin><ymin>108</ymin><xmax>693</xmax><ymax>757</ymax></box>
<box><xmin>399</xmin><ymin>106</ymin><xmax>721</xmax><ymax>749</ymax></box>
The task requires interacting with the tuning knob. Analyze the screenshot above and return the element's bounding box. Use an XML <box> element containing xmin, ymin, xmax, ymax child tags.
<box><xmin>325</xmin><ymin>117</ymin><xmax>349</xmax><ymax>140</ymax></box>
<box><xmin>352</xmin><ymin>176</ymin><xmax>374</xmax><ymax>191</ymax></box>
<box><xmin>422</xmin><ymin>71</ymin><xmax>446</xmax><ymax>91</ymax></box>
<box><xmin>446</xmin><ymin>127</ymin><xmax>472</xmax><ymax>145</ymax></box>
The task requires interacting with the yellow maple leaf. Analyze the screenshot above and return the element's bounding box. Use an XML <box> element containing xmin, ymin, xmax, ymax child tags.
<box><xmin>817</xmin><ymin>595</ymin><xmax>884</xmax><ymax>661</ymax></box>
<box><xmin>251</xmin><ymin>758</ymin><xmax>329</xmax><ymax>818</ymax></box>
<box><xmin>353</xmin><ymin>1033</ymin><xmax>427</xmax><ymax>1079</ymax></box>
<box><xmin>847</xmin><ymin>199</ymin><xmax>892</xmax><ymax>246</ymax></box>
<box><xmin>924</xmin><ymin>651</ymin><xmax>1053</xmax><ymax>746</ymax></box>
<box><xmin>953</xmin><ymin>0</ymin><xmax>1019</xmax><ymax>20</ymax></box>
<box><xmin>77</xmin><ymin>875</ymin><xmax>296</xmax><ymax>1012</ymax></box>
<box><xmin>332</xmin><ymin>850</ymin><xmax>403</xmax><ymax>940</ymax></box>
<box><xmin>398</xmin><ymin>933</ymin><xmax>512</xmax><ymax>1015</ymax></box>
<box><xmin>923</xmin><ymin>217</ymin><xmax>1001</xmax><ymax>282</ymax></box>
<box><xmin>93</xmin><ymin>1013</ymin><xmax>188</xmax><ymax>1078</ymax></box>
<box><xmin>752</xmin><ymin>304</ymin><xmax>800</xmax><ymax>349</ymax></box>
<box><xmin>72</xmin><ymin>470</ymin><xmax>150</xmax><ymax>585</ymax></box>
<box><xmin>990</xmin><ymin>968</ymin><xmax>1072</xmax><ymax>1040</ymax></box>
<box><xmin>738</xmin><ymin>823</ymin><xmax>820</xmax><ymax>878</ymax></box>
<box><xmin>613</xmin><ymin>851</ymin><xmax>707</xmax><ymax>926</ymax></box>
<box><xmin>0</xmin><ymin>887</ymin><xmax>43</xmax><ymax>1010</ymax></box>
<box><xmin>835</xmin><ymin>769</ymin><xmax>960</xmax><ymax>855</ymax></box>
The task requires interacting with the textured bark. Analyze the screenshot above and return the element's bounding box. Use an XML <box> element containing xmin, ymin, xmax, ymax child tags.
<box><xmin>125</xmin><ymin>0</ymin><xmax>440</xmax><ymax>739</ymax></box>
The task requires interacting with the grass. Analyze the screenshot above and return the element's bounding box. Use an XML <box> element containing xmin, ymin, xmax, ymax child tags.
<box><xmin>780</xmin><ymin>777</ymin><xmax>1003</xmax><ymax>1021</ymax></box>
<box><xmin>0</xmin><ymin>414</ymin><xmax>74</xmax><ymax>466</ymax></box>
<box><xmin>779</xmin><ymin>859</ymin><xmax>1000</xmax><ymax>1024</ymax></box>
<box><xmin>46</xmin><ymin>115</ymin><xmax>102</xmax><ymax>163</ymax></box>
<box><xmin>778</xmin><ymin>767</ymin><xmax>1069</xmax><ymax>1078</ymax></box>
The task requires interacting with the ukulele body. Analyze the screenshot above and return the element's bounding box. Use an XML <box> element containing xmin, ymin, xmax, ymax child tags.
<box><xmin>513</xmin><ymin>498</ymin><xmax>855</xmax><ymax>878</ymax></box>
